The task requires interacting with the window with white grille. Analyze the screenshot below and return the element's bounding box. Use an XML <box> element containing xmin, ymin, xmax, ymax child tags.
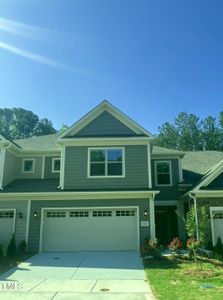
<box><xmin>116</xmin><ymin>210</ymin><xmax>135</xmax><ymax>217</ymax></box>
<box><xmin>92</xmin><ymin>211</ymin><xmax>112</xmax><ymax>217</ymax></box>
<box><xmin>0</xmin><ymin>211</ymin><xmax>14</xmax><ymax>218</ymax></box>
<box><xmin>70</xmin><ymin>211</ymin><xmax>89</xmax><ymax>217</ymax></box>
<box><xmin>46</xmin><ymin>212</ymin><xmax>66</xmax><ymax>218</ymax></box>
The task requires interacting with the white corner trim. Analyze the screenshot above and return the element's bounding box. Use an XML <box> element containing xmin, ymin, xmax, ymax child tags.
<box><xmin>0</xmin><ymin>148</ymin><xmax>6</xmax><ymax>189</ymax></box>
<box><xmin>60</xmin><ymin>146</ymin><xmax>66</xmax><ymax>189</ymax></box>
<box><xmin>52</xmin><ymin>157</ymin><xmax>61</xmax><ymax>173</ymax></box>
<box><xmin>42</xmin><ymin>156</ymin><xmax>45</xmax><ymax>179</ymax></box>
<box><xmin>147</xmin><ymin>143</ymin><xmax>152</xmax><ymax>188</ymax></box>
<box><xmin>25</xmin><ymin>200</ymin><xmax>31</xmax><ymax>245</ymax></box>
<box><xmin>154</xmin><ymin>160</ymin><xmax>173</xmax><ymax>187</ymax></box>
<box><xmin>87</xmin><ymin>147</ymin><xmax>125</xmax><ymax>178</ymax></box>
<box><xmin>149</xmin><ymin>197</ymin><xmax>156</xmax><ymax>240</ymax></box>
<box><xmin>178</xmin><ymin>157</ymin><xmax>183</xmax><ymax>183</ymax></box>
<box><xmin>22</xmin><ymin>158</ymin><xmax>35</xmax><ymax>174</ymax></box>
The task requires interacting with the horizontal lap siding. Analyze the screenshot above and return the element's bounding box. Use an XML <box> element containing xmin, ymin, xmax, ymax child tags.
<box><xmin>28</xmin><ymin>199</ymin><xmax>150</xmax><ymax>252</ymax></box>
<box><xmin>152</xmin><ymin>159</ymin><xmax>181</xmax><ymax>201</ymax></box>
<box><xmin>44</xmin><ymin>157</ymin><xmax>60</xmax><ymax>179</ymax></box>
<box><xmin>64</xmin><ymin>145</ymin><xmax>148</xmax><ymax>190</ymax></box>
<box><xmin>17</xmin><ymin>157</ymin><xmax>43</xmax><ymax>179</ymax></box>
<box><xmin>71</xmin><ymin>111</ymin><xmax>137</xmax><ymax>137</ymax></box>
<box><xmin>0</xmin><ymin>201</ymin><xmax>27</xmax><ymax>244</ymax></box>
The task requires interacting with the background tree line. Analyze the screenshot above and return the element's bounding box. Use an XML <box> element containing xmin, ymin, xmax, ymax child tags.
<box><xmin>1</xmin><ymin>107</ymin><xmax>223</xmax><ymax>152</ymax></box>
<box><xmin>155</xmin><ymin>111</ymin><xmax>223</xmax><ymax>151</ymax></box>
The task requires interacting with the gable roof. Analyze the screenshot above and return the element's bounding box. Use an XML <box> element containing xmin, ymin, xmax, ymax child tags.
<box><xmin>58</xmin><ymin>100</ymin><xmax>154</xmax><ymax>139</ymax></box>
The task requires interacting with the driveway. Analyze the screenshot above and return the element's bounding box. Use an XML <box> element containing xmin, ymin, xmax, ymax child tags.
<box><xmin>0</xmin><ymin>251</ymin><xmax>155</xmax><ymax>299</ymax></box>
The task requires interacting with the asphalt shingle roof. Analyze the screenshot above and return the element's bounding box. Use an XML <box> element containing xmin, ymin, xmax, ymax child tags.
<box><xmin>14</xmin><ymin>134</ymin><xmax>59</xmax><ymax>152</ymax></box>
<box><xmin>152</xmin><ymin>146</ymin><xmax>185</xmax><ymax>156</ymax></box>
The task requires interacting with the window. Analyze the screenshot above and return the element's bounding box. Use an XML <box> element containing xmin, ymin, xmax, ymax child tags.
<box><xmin>88</xmin><ymin>148</ymin><xmax>124</xmax><ymax>177</ymax></box>
<box><xmin>116</xmin><ymin>210</ymin><xmax>135</xmax><ymax>217</ymax></box>
<box><xmin>52</xmin><ymin>158</ymin><xmax>61</xmax><ymax>173</ymax></box>
<box><xmin>0</xmin><ymin>211</ymin><xmax>14</xmax><ymax>218</ymax></box>
<box><xmin>155</xmin><ymin>161</ymin><xmax>172</xmax><ymax>186</ymax></box>
<box><xmin>70</xmin><ymin>211</ymin><xmax>89</xmax><ymax>218</ymax></box>
<box><xmin>46</xmin><ymin>211</ymin><xmax>66</xmax><ymax>218</ymax></box>
<box><xmin>92</xmin><ymin>211</ymin><xmax>112</xmax><ymax>217</ymax></box>
<box><xmin>22</xmin><ymin>159</ymin><xmax>35</xmax><ymax>173</ymax></box>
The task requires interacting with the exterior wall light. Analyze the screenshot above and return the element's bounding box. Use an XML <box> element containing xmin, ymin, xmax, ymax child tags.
<box><xmin>144</xmin><ymin>209</ymin><xmax>148</xmax><ymax>217</ymax></box>
<box><xmin>18</xmin><ymin>212</ymin><xmax>23</xmax><ymax>219</ymax></box>
<box><xmin>34</xmin><ymin>212</ymin><xmax>38</xmax><ymax>218</ymax></box>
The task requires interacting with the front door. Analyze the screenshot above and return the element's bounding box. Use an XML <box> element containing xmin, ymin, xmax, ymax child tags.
<box><xmin>155</xmin><ymin>206</ymin><xmax>179</xmax><ymax>246</ymax></box>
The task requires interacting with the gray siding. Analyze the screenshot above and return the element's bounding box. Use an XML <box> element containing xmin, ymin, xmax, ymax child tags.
<box><xmin>17</xmin><ymin>157</ymin><xmax>43</xmax><ymax>179</ymax></box>
<box><xmin>152</xmin><ymin>159</ymin><xmax>181</xmax><ymax>201</ymax></box>
<box><xmin>44</xmin><ymin>157</ymin><xmax>60</xmax><ymax>179</ymax></box>
<box><xmin>70</xmin><ymin>111</ymin><xmax>137</xmax><ymax>137</ymax></box>
<box><xmin>64</xmin><ymin>145</ymin><xmax>148</xmax><ymax>190</ymax></box>
<box><xmin>0</xmin><ymin>200</ymin><xmax>28</xmax><ymax>245</ymax></box>
<box><xmin>28</xmin><ymin>199</ymin><xmax>150</xmax><ymax>252</ymax></box>
<box><xmin>3</xmin><ymin>151</ymin><xmax>18</xmax><ymax>186</ymax></box>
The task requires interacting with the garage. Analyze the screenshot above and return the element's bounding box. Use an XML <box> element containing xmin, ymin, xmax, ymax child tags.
<box><xmin>211</xmin><ymin>208</ymin><xmax>223</xmax><ymax>246</ymax></box>
<box><xmin>0</xmin><ymin>209</ymin><xmax>16</xmax><ymax>251</ymax></box>
<box><xmin>40</xmin><ymin>207</ymin><xmax>139</xmax><ymax>252</ymax></box>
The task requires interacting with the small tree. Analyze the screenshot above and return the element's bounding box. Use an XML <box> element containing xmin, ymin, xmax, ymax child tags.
<box><xmin>185</xmin><ymin>205</ymin><xmax>209</xmax><ymax>269</ymax></box>
<box><xmin>18</xmin><ymin>240</ymin><xmax>27</xmax><ymax>255</ymax></box>
<box><xmin>7</xmin><ymin>234</ymin><xmax>17</xmax><ymax>259</ymax></box>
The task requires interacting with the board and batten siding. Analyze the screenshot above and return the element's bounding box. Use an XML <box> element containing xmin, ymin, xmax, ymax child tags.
<box><xmin>44</xmin><ymin>157</ymin><xmax>60</xmax><ymax>179</ymax></box>
<box><xmin>28</xmin><ymin>199</ymin><xmax>150</xmax><ymax>252</ymax></box>
<box><xmin>64</xmin><ymin>145</ymin><xmax>148</xmax><ymax>190</ymax></box>
<box><xmin>69</xmin><ymin>111</ymin><xmax>137</xmax><ymax>137</ymax></box>
<box><xmin>0</xmin><ymin>200</ymin><xmax>28</xmax><ymax>245</ymax></box>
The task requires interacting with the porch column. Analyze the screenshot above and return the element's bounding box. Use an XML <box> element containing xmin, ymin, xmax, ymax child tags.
<box><xmin>149</xmin><ymin>196</ymin><xmax>156</xmax><ymax>240</ymax></box>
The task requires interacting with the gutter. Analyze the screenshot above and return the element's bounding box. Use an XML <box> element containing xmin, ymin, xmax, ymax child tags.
<box><xmin>189</xmin><ymin>192</ymin><xmax>199</xmax><ymax>240</ymax></box>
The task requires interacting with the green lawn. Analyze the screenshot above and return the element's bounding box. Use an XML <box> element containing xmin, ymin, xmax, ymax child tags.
<box><xmin>144</xmin><ymin>256</ymin><xmax>223</xmax><ymax>300</ymax></box>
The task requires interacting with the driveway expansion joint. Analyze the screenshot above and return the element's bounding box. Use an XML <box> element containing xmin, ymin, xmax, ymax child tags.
<box><xmin>28</xmin><ymin>278</ymin><xmax>46</xmax><ymax>292</ymax></box>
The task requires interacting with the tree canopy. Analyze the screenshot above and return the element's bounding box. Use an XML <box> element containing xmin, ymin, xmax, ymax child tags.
<box><xmin>0</xmin><ymin>108</ymin><xmax>57</xmax><ymax>140</ymax></box>
<box><xmin>155</xmin><ymin>111</ymin><xmax>223</xmax><ymax>151</ymax></box>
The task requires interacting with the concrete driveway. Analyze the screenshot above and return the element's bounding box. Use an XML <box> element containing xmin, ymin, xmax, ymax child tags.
<box><xmin>0</xmin><ymin>251</ymin><xmax>155</xmax><ymax>300</ymax></box>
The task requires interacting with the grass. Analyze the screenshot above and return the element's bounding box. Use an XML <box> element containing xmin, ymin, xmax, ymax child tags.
<box><xmin>0</xmin><ymin>253</ymin><xmax>33</xmax><ymax>276</ymax></box>
<box><xmin>144</xmin><ymin>256</ymin><xmax>223</xmax><ymax>300</ymax></box>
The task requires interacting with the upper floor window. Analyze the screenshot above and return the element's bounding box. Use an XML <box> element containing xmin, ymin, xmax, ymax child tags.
<box><xmin>52</xmin><ymin>158</ymin><xmax>61</xmax><ymax>173</ymax></box>
<box><xmin>88</xmin><ymin>148</ymin><xmax>124</xmax><ymax>178</ymax></box>
<box><xmin>22</xmin><ymin>158</ymin><xmax>35</xmax><ymax>173</ymax></box>
<box><xmin>155</xmin><ymin>161</ymin><xmax>172</xmax><ymax>186</ymax></box>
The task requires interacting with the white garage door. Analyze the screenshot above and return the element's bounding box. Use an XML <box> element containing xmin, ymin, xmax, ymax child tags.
<box><xmin>41</xmin><ymin>208</ymin><xmax>138</xmax><ymax>252</ymax></box>
<box><xmin>0</xmin><ymin>210</ymin><xmax>15</xmax><ymax>251</ymax></box>
<box><xmin>212</xmin><ymin>210</ymin><xmax>223</xmax><ymax>246</ymax></box>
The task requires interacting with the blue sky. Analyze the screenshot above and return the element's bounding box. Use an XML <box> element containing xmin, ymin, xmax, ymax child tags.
<box><xmin>0</xmin><ymin>0</ymin><xmax>223</xmax><ymax>133</ymax></box>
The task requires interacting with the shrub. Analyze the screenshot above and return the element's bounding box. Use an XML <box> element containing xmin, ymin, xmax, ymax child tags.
<box><xmin>6</xmin><ymin>234</ymin><xmax>17</xmax><ymax>259</ymax></box>
<box><xmin>142</xmin><ymin>238</ymin><xmax>162</xmax><ymax>258</ymax></box>
<box><xmin>168</xmin><ymin>237</ymin><xmax>182</xmax><ymax>254</ymax></box>
<box><xmin>213</xmin><ymin>237</ymin><xmax>223</xmax><ymax>259</ymax></box>
<box><xmin>18</xmin><ymin>240</ymin><xmax>27</xmax><ymax>255</ymax></box>
<box><xmin>0</xmin><ymin>243</ymin><xmax>3</xmax><ymax>259</ymax></box>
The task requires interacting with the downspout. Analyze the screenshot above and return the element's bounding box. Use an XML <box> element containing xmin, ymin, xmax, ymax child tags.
<box><xmin>189</xmin><ymin>192</ymin><xmax>199</xmax><ymax>240</ymax></box>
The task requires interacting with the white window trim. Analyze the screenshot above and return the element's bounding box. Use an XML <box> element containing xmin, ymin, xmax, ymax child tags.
<box><xmin>22</xmin><ymin>158</ymin><xmax>35</xmax><ymax>174</ymax></box>
<box><xmin>210</xmin><ymin>207</ymin><xmax>223</xmax><ymax>246</ymax></box>
<box><xmin>87</xmin><ymin>147</ymin><xmax>125</xmax><ymax>178</ymax></box>
<box><xmin>154</xmin><ymin>160</ymin><xmax>172</xmax><ymax>186</ymax></box>
<box><xmin>52</xmin><ymin>158</ymin><xmax>61</xmax><ymax>173</ymax></box>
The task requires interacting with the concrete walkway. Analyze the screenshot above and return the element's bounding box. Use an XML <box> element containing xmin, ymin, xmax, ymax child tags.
<box><xmin>0</xmin><ymin>252</ymin><xmax>155</xmax><ymax>299</ymax></box>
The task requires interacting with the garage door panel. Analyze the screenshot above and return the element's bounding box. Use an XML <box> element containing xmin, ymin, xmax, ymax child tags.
<box><xmin>0</xmin><ymin>210</ymin><xmax>15</xmax><ymax>251</ymax></box>
<box><xmin>42</xmin><ymin>208</ymin><xmax>138</xmax><ymax>252</ymax></box>
<box><xmin>212</xmin><ymin>211</ymin><xmax>223</xmax><ymax>246</ymax></box>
